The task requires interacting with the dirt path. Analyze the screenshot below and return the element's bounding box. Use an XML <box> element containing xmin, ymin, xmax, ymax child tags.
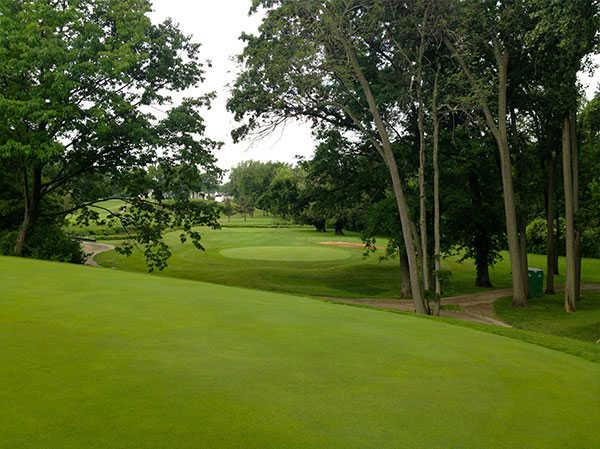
<box><xmin>320</xmin><ymin>239</ymin><xmax>600</xmax><ymax>327</ymax></box>
<box><xmin>81</xmin><ymin>242</ymin><xmax>115</xmax><ymax>267</ymax></box>
<box><xmin>326</xmin><ymin>293</ymin><xmax>512</xmax><ymax>327</ymax></box>
<box><xmin>326</xmin><ymin>284</ymin><xmax>600</xmax><ymax>328</ymax></box>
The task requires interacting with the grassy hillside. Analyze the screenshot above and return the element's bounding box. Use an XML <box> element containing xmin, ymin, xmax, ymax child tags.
<box><xmin>96</xmin><ymin>226</ymin><xmax>600</xmax><ymax>298</ymax></box>
<box><xmin>1</xmin><ymin>256</ymin><xmax>599</xmax><ymax>449</ymax></box>
<box><xmin>495</xmin><ymin>292</ymin><xmax>600</xmax><ymax>342</ymax></box>
<box><xmin>65</xmin><ymin>199</ymin><xmax>127</xmax><ymax>238</ymax></box>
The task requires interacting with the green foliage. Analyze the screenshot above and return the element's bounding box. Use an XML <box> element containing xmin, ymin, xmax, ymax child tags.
<box><xmin>220</xmin><ymin>198</ymin><xmax>236</xmax><ymax>221</ymax></box>
<box><xmin>0</xmin><ymin>224</ymin><xmax>84</xmax><ymax>264</ymax></box>
<box><xmin>0</xmin><ymin>0</ymin><xmax>222</xmax><ymax>270</ymax></box>
<box><xmin>97</xmin><ymin>225</ymin><xmax>600</xmax><ymax>299</ymax></box>
<box><xmin>260</xmin><ymin>165</ymin><xmax>305</xmax><ymax>220</ymax></box>
<box><xmin>225</xmin><ymin>160</ymin><xmax>288</xmax><ymax>213</ymax></box>
<box><xmin>526</xmin><ymin>218</ymin><xmax>555</xmax><ymax>255</ymax></box>
<box><xmin>526</xmin><ymin>217</ymin><xmax>600</xmax><ymax>258</ymax></box>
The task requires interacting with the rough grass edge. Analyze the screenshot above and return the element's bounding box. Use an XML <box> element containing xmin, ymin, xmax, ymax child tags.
<box><xmin>320</xmin><ymin>298</ymin><xmax>600</xmax><ymax>364</ymax></box>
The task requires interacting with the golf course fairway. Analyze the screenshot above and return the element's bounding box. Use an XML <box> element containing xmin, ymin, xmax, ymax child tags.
<box><xmin>220</xmin><ymin>245</ymin><xmax>352</xmax><ymax>262</ymax></box>
<box><xmin>1</xmin><ymin>256</ymin><xmax>599</xmax><ymax>449</ymax></box>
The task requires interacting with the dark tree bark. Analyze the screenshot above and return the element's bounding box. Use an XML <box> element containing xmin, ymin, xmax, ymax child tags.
<box><xmin>334</xmin><ymin>220</ymin><xmax>345</xmax><ymax>236</ymax></box>
<box><xmin>468</xmin><ymin>172</ymin><xmax>494</xmax><ymax>289</ymax></box>
<box><xmin>399</xmin><ymin>252</ymin><xmax>412</xmax><ymax>299</ymax></box>
<box><xmin>475</xmin><ymin>260</ymin><xmax>493</xmax><ymax>288</ymax></box>
<box><xmin>519</xmin><ymin>217</ymin><xmax>529</xmax><ymax>299</ymax></box>
<box><xmin>569</xmin><ymin>112</ymin><xmax>582</xmax><ymax>300</ymax></box>
<box><xmin>314</xmin><ymin>219</ymin><xmax>327</xmax><ymax>233</ymax></box>
<box><xmin>555</xmin><ymin>213</ymin><xmax>560</xmax><ymax>275</ymax></box>
<box><xmin>545</xmin><ymin>149</ymin><xmax>557</xmax><ymax>294</ymax></box>
<box><xmin>432</xmin><ymin>70</ymin><xmax>442</xmax><ymax>300</ymax></box>
<box><xmin>15</xmin><ymin>165</ymin><xmax>43</xmax><ymax>257</ymax></box>
<box><xmin>474</xmin><ymin>234</ymin><xmax>493</xmax><ymax>288</ymax></box>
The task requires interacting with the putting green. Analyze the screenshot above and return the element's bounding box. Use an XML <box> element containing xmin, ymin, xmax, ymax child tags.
<box><xmin>220</xmin><ymin>245</ymin><xmax>352</xmax><ymax>262</ymax></box>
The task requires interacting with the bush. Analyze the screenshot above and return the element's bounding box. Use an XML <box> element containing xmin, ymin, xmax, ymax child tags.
<box><xmin>0</xmin><ymin>224</ymin><xmax>84</xmax><ymax>264</ymax></box>
<box><xmin>526</xmin><ymin>217</ymin><xmax>600</xmax><ymax>258</ymax></box>
<box><xmin>581</xmin><ymin>228</ymin><xmax>600</xmax><ymax>259</ymax></box>
<box><xmin>526</xmin><ymin>218</ymin><xmax>549</xmax><ymax>255</ymax></box>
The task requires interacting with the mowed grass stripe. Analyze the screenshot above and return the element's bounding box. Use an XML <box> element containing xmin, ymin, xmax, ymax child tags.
<box><xmin>96</xmin><ymin>226</ymin><xmax>600</xmax><ymax>299</ymax></box>
<box><xmin>220</xmin><ymin>245</ymin><xmax>352</xmax><ymax>262</ymax></box>
<box><xmin>1</xmin><ymin>256</ymin><xmax>599</xmax><ymax>449</ymax></box>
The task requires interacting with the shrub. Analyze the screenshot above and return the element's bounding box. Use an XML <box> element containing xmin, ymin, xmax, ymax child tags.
<box><xmin>526</xmin><ymin>217</ymin><xmax>600</xmax><ymax>258</ymax></box>
<box><xmin>0</xmin><ymin>224</ymin><xmax>84</xmax><ymax>264</ymax></box>
<box><xmin>526</xmin><ymin>218</ymin><xmax>549</xmax><ymax>255</ymax></box>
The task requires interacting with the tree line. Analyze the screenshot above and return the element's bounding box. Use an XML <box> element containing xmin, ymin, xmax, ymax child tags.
<box><xmin>227</xmin><ymin>0</ymin><xmax>600</xmax><ymax>314</ymax></box>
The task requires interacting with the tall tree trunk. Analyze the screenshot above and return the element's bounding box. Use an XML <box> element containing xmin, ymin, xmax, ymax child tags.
<box><xmin>386</xmin><ymin>152</ymin><xmax>428</xmax><ymax>314</ymax></box>
<box><xmin>569</xmin><ymin>112</ymin><xmax>581</xmax><ymax>300</ymax></box>
<box><xmin>432</xmin><ymin>70</ymin><xmax>442</xmax><ymax>304</ymax></box>
<box><xmin>417</xmin><ymin>94</ymin><xmax>430</xmax><ymax>293</ymax></box>
<box><xmin>344</xmin><ymin>42</ymin><xmax>428</xmax><ymax>314</ymax></box>
<box><xmin>415</xmin><ymin>3</ymin><xmax>431</xmax><ymax>295</ymax></box>
<box><xmin>399</xmin><ymin>251</ymin><xmax>412</xmax><ymax>299</ymax></box>
<box><xmin>555</xmin><ymin>213</ymin><xmax>560</xmax><ymax>275</ymax></box>
<box><xmin>314</xmin><ymin>219</ymin><xmax>326</xmax><ymax>233</ymax></box>
<box><xmin>545</xmin><ymin>149</ymin><xmax>557</xmax><ymax>294</ymax></box>
<box><xmin>474</xmin><ymin>230</ymin><xmax>494</xmax><ymax>288</ymax></box>
<box><xmin>562</xmin><ymin>117</ymin><xmax>577</xmax><ymax>312</ymax></box>
<box><xmin>445</xmin><ymin>43</ymin><xmax>527</xmax><ymax>306</ymax></box>
<box><xmin>15</xmin><ymin>165</ymin><xmax>42</xmax><ymax>257</ymax></box>
<box><xmin>14</xmin><ymin>208</ymin><xmax>33</xmax><ymax>257</ymax></box>
<box><xmin>496</xmin><ymin>54</ymin><xmax>527</xmax><ymax>306</ymax></box>
<box><xmin>519</xmin><ymin>217</ymin><xmax>529</xmax><ymax>298</ymax></box>
<box><xmin>476</xmin><ymin>259</ymin><xmax>493</xmax><ymax>288</ymax></box>
<box><xmin>469</xmin><ymin>172</ymin><xmax>494</xmax><ymax>288</ymax></box>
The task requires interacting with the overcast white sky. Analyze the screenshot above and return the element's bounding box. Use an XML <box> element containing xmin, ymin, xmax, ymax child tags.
<box><xmin>150</xmin><ymin>1</ymin><xmax>599</xmax><ymax>173</ymax></box>
<box><xmin>150</xmin><ymin>0</ymin><xmax>316</xmax><ymax>174</ymax></box>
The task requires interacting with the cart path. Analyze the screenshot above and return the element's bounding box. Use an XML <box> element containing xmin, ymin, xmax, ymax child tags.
<box><xmin>325</xmin><ymin>284</ymin><xmax>600</xmax><ymax>328</ymax></box>
<box><xmin>81</xmin><ymin>242</ymin><xmax>116</xmax><ymax>267</ymax></box>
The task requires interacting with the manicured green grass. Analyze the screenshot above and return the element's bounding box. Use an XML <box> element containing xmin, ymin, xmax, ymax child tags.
<box><xmin>221</xmin><ymin>245</ymin><xmax>352</xmax><ymax>262</ymax></box>
<box><xmin>495</xmin><ymin>292</ymin><xmax>600</xmax><ymax>343</ymax></box>
<box><xmin>1</xmin><ymin>256</ymin><xmax>599</xmax><ymax>449</ymax></box>
<box><xmin>96</xmin><ymin>225</ymin><xmax>600</xmax><ymax>299</ymax></box>
<box><xmin>221</xmin><ymin>212</ymin><xmax>294</xmax><ymax>228</ymax></box>
<box><xmin>65</xmin><ymin>199</ymin><xmax>127</xmax><ymax>238</ymax></box>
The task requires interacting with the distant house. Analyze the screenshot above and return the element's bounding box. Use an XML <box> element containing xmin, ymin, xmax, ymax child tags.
<box><xmin>190</xmin><ymin>192</ymin><xmax>231</xmax><ymax>203</ymax></box>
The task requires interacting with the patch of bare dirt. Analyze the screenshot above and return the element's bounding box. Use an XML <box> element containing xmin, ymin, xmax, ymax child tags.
<box><xmin>325</xmin><ymin>294</ymin><xmax>512</xmax><ymax>327</ymax></box>
<box><xmin>320</xmin><ymin>241</ymin><xmax>383</xmax><ymax>250</ymax></box>
<box><xmin>325</xmin><ymin>284</ymin><xmax>600</xmax><ymax>328</ymax></box>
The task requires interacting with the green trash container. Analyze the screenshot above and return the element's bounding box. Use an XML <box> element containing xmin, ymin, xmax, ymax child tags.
<box><xmin>528</xmin><ymin>268</ymin><xmax>544</xmax><ymax>298</ymax></box>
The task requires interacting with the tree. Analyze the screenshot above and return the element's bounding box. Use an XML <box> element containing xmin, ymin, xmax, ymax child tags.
<box><xmin>525</xmin><ymin>0</ymin><xmax>598</xmax><ymax>310</ymax></box>
<box><xmin>362</xmin><ymin>196</ymin><xmax>413</xmax><ymax>299</ymax></box>
<box><xmin>0</xmin><ymin>0</ymin><xmax>221</xmax><ymax>270</ymax></box>
<box><xmin>440</xmin><ymin>121</ymin><xmax>506</xmax><ymax>288</ymax></box>
<box><xmin>221</xmin><ymin>198</ymin><xmax>236</xmax><ymax>222</ymax></box>
<box><xmin>298</xmin><ymin>131</ymin><xmax>386</xmax><ymax>235</ymax></box>
<box><xmin>229</xmin><ymin>0</ymin><xmax>432</xmax><ymax>313</ymax></box>
<box><xmin>226</xmin><ymin>160</ymin><xmax>287</xmax><ymax>214</ymax></box>
<box><xmin>443</xmin><ymin>0</ymin><xmax>533</xmax><ymax>306</ymax></box>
